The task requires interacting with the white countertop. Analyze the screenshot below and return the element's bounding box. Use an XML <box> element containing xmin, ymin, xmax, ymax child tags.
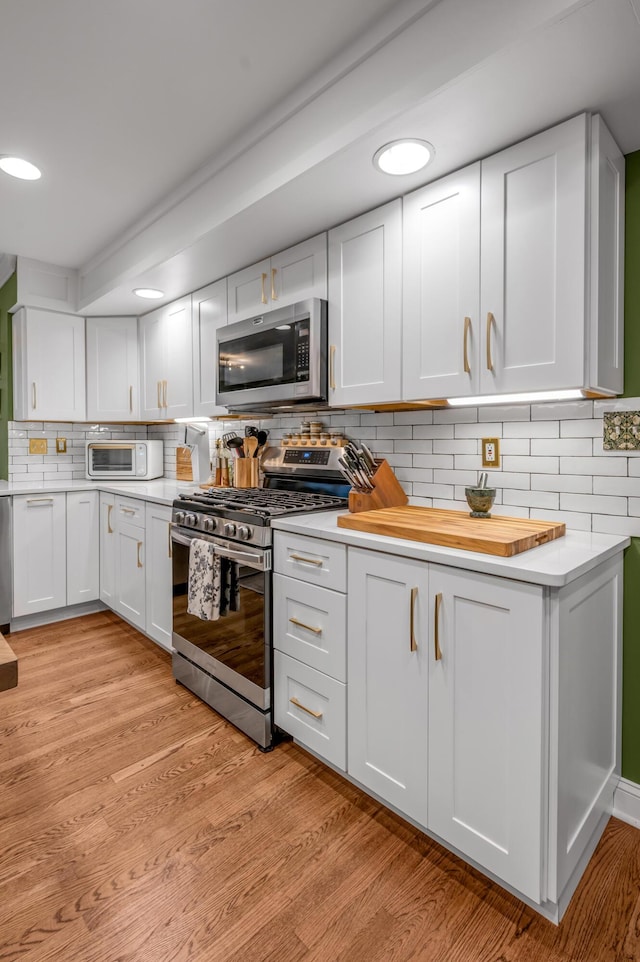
<box><xmin>271</xmin><ymin>510</ymin><xmax>630</xmax><ymax>587</ymax></box>
<box><xmin>0</xmin><ymin>479</ymin><xmax>195</xmax><ymax>507</ymax></box>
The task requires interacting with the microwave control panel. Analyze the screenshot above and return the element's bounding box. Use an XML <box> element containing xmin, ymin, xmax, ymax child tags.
<box><xmin>295</xmin><ymin>322</ymin><xmax>310</xmax><ymax>381</ymax></box>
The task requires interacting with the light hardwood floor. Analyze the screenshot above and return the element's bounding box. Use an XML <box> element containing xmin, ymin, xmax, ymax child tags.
<box><xmin>1</xmin><ymin>610</ymin><xmax>639</xmax><ymax>962</ymax></box>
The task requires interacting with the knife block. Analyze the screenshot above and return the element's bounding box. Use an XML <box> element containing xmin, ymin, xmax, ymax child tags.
<box><xmin>348</xmin><ymin>459</ymin><xmax>408</xmax><ymax>513</ymax></box>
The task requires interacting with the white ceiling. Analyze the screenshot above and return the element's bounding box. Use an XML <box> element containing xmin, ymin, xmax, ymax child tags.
<box><xmin>2</xmin><ymin>0</ymin><xmax>640</xmax><ymax>316</ymax></box>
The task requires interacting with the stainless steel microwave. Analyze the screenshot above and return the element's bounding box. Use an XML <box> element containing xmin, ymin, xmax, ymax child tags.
<box><xmin>86</xmin><ymin>440</ymin><xmax>164</xmax><ymax>480</ymax></box>
<box><xmin>216</xmin><ymin>298</ymin><xmax>327</xmax><ymax>412</ymax></box>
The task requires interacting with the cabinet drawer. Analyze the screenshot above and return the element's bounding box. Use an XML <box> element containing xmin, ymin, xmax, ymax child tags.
<box><xmin>274</xmin><ymin>532</ymin><xmax>346</xmax><ymax>591</ymax></box>
<box><xmin>114</xmin><ymin>496</ymin><xmax>145</xmax><ymax>524</ymax></box>
<box><xmin>274</xmin><ymin>651</ymin><xmax>346</xmax><ymax>771</ymax></box>
<box><xmin>273</xmin><ymin>574</ymin><xmax>346</xmax><ymax>681</ymax></box>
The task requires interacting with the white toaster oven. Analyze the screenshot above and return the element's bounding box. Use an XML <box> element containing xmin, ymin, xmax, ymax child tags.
<box><xmin>86</xmin><ymin>440</ymin><xmax>164</xmax><ymax>480</ymax></box>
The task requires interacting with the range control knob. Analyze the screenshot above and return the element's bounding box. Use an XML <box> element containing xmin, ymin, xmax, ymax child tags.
<box><xmin>237</xmin><ymin>525</ymin><xmax>251</xmax><ymax>541</ymax></box>
<box><xmin>202</xmin><ymin>517</ymin><xmax>215</xmax><ymax>533</ymax></box>
<box><xmin>185</xmin><ymin>513</ymin><xmax>198</xmax><ymax>527</ymax></box>
<box><xmin>175</xmin><ymin>511</ymin><xmax>185</xmax><ymax>524</ymax></box>
<box><xmin>224</xmin><ymin>522</ymin><xmax>237</xmax><ymax>538</ymax></box>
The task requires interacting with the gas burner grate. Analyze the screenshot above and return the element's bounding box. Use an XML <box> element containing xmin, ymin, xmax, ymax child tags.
<box><xmin>178</xmin><ymin>488</ymin><xmax>345</xmax><ymax>518</ymax></box>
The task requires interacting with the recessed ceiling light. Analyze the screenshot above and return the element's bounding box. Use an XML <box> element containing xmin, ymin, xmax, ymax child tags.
<box><xmin>133</xmin><ymin>288</ymin><xmax>164</xmax><ymax>299</ymax></box>
<box><xmin>0</xmin><ymin>156</ymin><xmax>41</xmax><ymax>180</ymax></box>
<box><xmin>373</xmin><ymin>139</ymin><xmax>434</xmax><ymax>176</ymax></box>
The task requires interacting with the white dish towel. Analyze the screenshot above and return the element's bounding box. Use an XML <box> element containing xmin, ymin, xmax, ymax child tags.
<box><xmin>187</xmin><ymin>538</ymin><xmax>221</xmax><ymax>621</ymax></box>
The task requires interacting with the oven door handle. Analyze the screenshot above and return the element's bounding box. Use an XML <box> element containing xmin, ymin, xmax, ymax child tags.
<box><xmin>215</xmin><ymin>545</ymin><xmax>271</xmax><ymax>571</ymax></box>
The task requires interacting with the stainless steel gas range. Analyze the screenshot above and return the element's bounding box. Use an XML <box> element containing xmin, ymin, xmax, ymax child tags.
<box><xmin>170</xmin><ymin>444</ymin><xmax>349</xmax><ymax>750</ymax></box>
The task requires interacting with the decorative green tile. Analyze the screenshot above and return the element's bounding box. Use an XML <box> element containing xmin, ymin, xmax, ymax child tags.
<box><xmin>603</xmin><ymin>411</ymin><xmax>640</xmax><ymax>450</ymax></box>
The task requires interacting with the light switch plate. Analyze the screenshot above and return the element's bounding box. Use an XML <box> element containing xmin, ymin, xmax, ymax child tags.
<box><xmin>55</xmin><ymin>437</ymin><xmax>67</xmax><ymax>454</ymax></box>
<box><xmin>481</xmin><ymin>437</ymin><xmax>500</xmax><ymax>468</ymax></box>
<box><xmin>29</xmin><ymin>438</ymin><xmax>47</xmax><ymax>455</ymax></box>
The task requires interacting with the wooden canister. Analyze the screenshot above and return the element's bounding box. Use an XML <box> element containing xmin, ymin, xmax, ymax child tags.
<box><xmin>234</xmin><ymin>458</ymin><xmax>259</xmax><ymax>488</ymax></box>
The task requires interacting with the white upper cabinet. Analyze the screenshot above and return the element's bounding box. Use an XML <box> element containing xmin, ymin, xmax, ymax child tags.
<box><xmin>139</xmin><ymin>295</ymin><xmax>193</xmax><ymax>420</ymax></box>
<box><xmin>402</xmin><ymin>113</ymin><xmax>624</xmax><ymax>402</ymax></box>
<box><xmin>86</xmin><ymin>317</ymin><xmax>139</xmax><ymax>421</ymax></box>
<box><xmin>227</xmin><ymin>234</ymin><xmax>327</xmax><ymax>324</ymax></box>
<box><xmin>403</xmin><ymin>168</ymin><xmax>480</xmax><ymax>400</ymax></box>
<box><xmin>192</xmin><ymin>278</ymin><xmax>227</xmax><ymax>417</ymax></box>
<box><xmin>12</xmin><ymin>308</ymin><xmax>86</xmax><ymax>421</ymax></box>
<box><xmin>328</xmin><ymin>201</ymin><xmax>402</xmax><ymax>407</ymax></box>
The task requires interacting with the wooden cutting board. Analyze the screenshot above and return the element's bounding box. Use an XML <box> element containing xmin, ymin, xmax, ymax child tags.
<box><xmin>337</xmin><ymin>505</ymin><xmax>565</xmax><ymax>557</ymax></box>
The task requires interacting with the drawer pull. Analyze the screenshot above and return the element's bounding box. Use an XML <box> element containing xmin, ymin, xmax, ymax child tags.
<box><xmin>121</xmin><ymin>507</ymin><xmax>136</xmax><ymax>515</ymax></box>
<box><xmin>129</xmin><ymin>385</ymin><xmax>133</xmax><ymax>413</ymax></box>
<box><xmin>486</xmin><ymin>312</ymin><xmax>495</xmax><ymax>372</ymax></box>
<box><xmin>289</xmin><ymin>616</ymin><xmax>322</xmax><ymax>635</ymax></box>
<box><xmin>434</xmin><ymin>592</ymin><xmax>443</xmax><ymax>661</ymax></box>
<box><xmin>289</xmin><ymin>553</ymin><xmax>323</xmax><ymax>567</ymax></box>
<box><xmin>290</xmin><ymin>696</ymin><xmax>323</xmax><ymax>719</ymax></box>
<box><xmin>32</xmin><ymin>382</ymin><xmax>37</xmax><ymax>410</ymax></box>
<box><xmin>137</xmin><ymin>542</ymin><xmax>143</xmax><ymax>568</ymax></box>
<box><xmin>410</xmin><ymin>586</ymin><xmax>418</xmax><ymax>652</ymax></box>
<box><xmin>26</xmin><ymin>498</ymin><xmax>53</xmax><ymax>505</ymax></box>
<box><xmin>107</xmin><ymin>503</ymin><xmax>113</xmax><ymax>534</ymax></box>
<box><xmin>261</xmin><ymin>272</ymin><xmax>268</xmax><ymax>305</ymax></box>
<box><xmin>463</xmin><ymin>316</ymin><xmax>471</xmax><ymax>375</ymax></box>
<box><xmin>271</xmin><ymin>267</ymin><xmax>277</xmax><ymax>301</ymax></box>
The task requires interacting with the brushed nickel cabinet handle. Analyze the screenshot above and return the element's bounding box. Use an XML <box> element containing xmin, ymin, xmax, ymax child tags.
<box><xmin>129</xmin><ymin>385</ymin><xmax>133</xmax><ymax>413</ymax></box>
<box><xmin>289</xmin><ymin>616</ymin><xmax>322</xmax><ymax>635</ymax></box>
<box><xmin>32</xmin><ymin>382</ymin><xmax>37</xmax><ymax>410</ymax></box>
<box><xmin>271</xmin><ymin>267</ymin><xmax>277</xmax><ymax>301</ymax></box>
<box><xmin>330</xmin><ymin>345</ymin><xmax>336</xmax><ymax>391</ymax></box>
<box><xmin>137</xmin><ymin>542</ymin><xmax>143</xmax><ymax>568</ymax></box>
<box><xmin>486</xmin><ymin>312</ymin><xmax>495</xmax><ymax>372</ymax></box>
<box><xmin>107</xmin><ymin>504</ymin><xmax>113</xmax><ymax>534</ymax></box>
<box><xmin>289</xmin><ymin>553</ymin><xmax>323</xmax><ymax>567</ymax></box>
<box><xmin>290</xmin><ymin>696</ymin><xmax>323</xmax><ymax>720</ymax></box>
<box><xmin>260</xmin><ymin>272</ymin><xmax>268</xmax><ymax>305</ymax></box>
<box><xmin>463</xmin><ymin>316</ymin><xmax>471</xmax><ymax>375</ymax></box>
<box><xmin>434</xmin><ymin>592</ymin><xmax>443</xmax><ymax>661</ymax></box>
<box><xmin>410</xmin><ymin>586</ymin><xmax>418</xmax><ymax>652</ymax></box>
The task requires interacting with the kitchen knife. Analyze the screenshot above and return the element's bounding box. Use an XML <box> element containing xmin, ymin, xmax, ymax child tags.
<box><xmin>338</xmin><ymin>456</ymin><xmax>363</xmax><ymax>490</ymax></box>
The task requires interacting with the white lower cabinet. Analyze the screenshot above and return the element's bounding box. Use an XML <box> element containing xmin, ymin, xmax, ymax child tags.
<box><xmin>273</xmin><ymin>537</ymin><xmax>347</xmax><ymax>771</ymax></box>
<box><xmin>145</xmin><ymin>502</ymin><xmax>173</xmax><ymax>650</ymax></box>
<box><xmin>66</xmin><ymin>491</ymin><xmax>99</xmax><ymax>606</ymax></box>
<box><xmin>272</xmin><ymin>530</ymin><xmax>623</xmax><ymax>921</ymax></box>
<box><xmin>115</xmin><ymin>518</ymin><xmax>146</xmax><ymax>630</ymax></box>
<box><xmin>13</xmin><ymin>493</ymin><xmax>67</xmax><ymax>617</ymax></box>
<box><xmin>99</xmin><ymin>492</ymin><xmax>116</xmax><ymax>607</ymax></box>
<box><xmin>427</xmin><ymin>564</ymin><xmax>545</xmax><ymax>903</ymax></box>
<box><xmin>347</xmin><ymin>549</ymin><xmax>429</xmax><ymax>825</ymax></box>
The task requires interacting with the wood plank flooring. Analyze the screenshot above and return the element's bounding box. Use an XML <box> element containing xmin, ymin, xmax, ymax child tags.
<box><xmin>1</xmin><ymin>610</ymin><xmax>639</xmax><ymax>962</ymax></box>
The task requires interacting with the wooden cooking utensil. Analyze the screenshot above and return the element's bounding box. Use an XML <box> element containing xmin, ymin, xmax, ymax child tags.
<box><xmin>243</xmin><ymin>436</ymin><xmax>259</xmax><ymax>458</ymax></box>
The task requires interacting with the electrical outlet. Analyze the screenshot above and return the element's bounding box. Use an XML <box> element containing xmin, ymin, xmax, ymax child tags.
<box><xmin>55</xmin><ymin>437</ymin><xmax>67</xmax><ymax>454</ymax></box>
<box><xmin>481</xmin><ymin>437</ymin><xmax>500</xmax><ymax>468</ymax></box>
<box><xmin>29</xmin><ymin>438</ymin><xmax>48</xmax><ymax>455</ymax></box>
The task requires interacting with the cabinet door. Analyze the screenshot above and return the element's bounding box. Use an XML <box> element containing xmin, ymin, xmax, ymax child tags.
<box><xmin>86</xmin><ymin>317</ymin><xmax>139</xmax><ymax>421</ymax></box>
<box><xmin>480</xmin><ymin>114</ymin><xmax>587</xmax><ymax>395</ymax></box>
<box><xmin>145</xmin><ymin>502</ymin><xmax>173</xmax><ymax>650</ymax></box>
<box><xmin>428</xmin><ymin>565</ymin><xmax>544</xmax><ymax>903</ymax></box>
<box><xmin>192</xmin><ymin>279</ymin><xmax>227</xmax><ymax>417</ymax></box>
<box><xmin>403</xmin><ymin>165</ymin><xmax>480</xmax><ymax>400</ymax></box>
<box><xmin>66</xmin><ymin>491</ymin><xmax>99</xmax><ymax>606</ymax></box>
<box><xmin>12</xmin><ymin>494</ymin><xmax>66</xmax><ymax>617</ymax></box>
<box><xmin>14</xmin><ymin>308</ymin><xmax>85</xmax><ymax>421</ymax></box>
<box><xmin>99</xmin><ymin>492</ymin><xmax>116</xmax><ymax>607</ymax></box>
<box><xmin>139</xmin><ymin>306</ymin><xmax>165</xmax><ymax>419</ymax></box>
<box><xmin>348</xmin><ymin>548</ymin><xmax>428</xmax><ymax>824</ymax></box>
<box><xmin>328</xmin><ymin>201</ymin><xmax>402</xmax><ymax>406</ymax></box>
<box><xmin>163</xmin><ymin>296</ymin><xmax>193</xmax><ymax>419</ymax></box>
<box><xmin>115</xmin><ymin>521</ymin><xmax>146</xmax><ymax>630</ymax></box>
<box><xmin>227</xmin><ymin>257</ymin><xmax>271</xmax><ymax>324</ymax></box>
<box><xmin>270</xmin><ymin>234</ymin><xmax>327</xmax><ymax>306</ymax></box>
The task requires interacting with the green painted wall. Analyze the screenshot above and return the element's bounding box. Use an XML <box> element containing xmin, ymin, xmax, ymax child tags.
<box><xmin>0</xmin><ymin>272</ymin><xmax>15</xmax><ymax>481</ymax></box>
<box><xmin>622</xmin><ymin>151</ymin><xmax>640</xmax><ymax>782</ymax></box>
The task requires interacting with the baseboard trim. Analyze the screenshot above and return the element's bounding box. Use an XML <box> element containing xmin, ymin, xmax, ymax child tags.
<box><xmin>10</xmin><ymin>601</ymin><xmax>106</xmax><ymax>632</ymax></box>
<box><xmin>613</xmin><ymin>777</ymin><xmax>640</xmax><ymax>828</ymax></box>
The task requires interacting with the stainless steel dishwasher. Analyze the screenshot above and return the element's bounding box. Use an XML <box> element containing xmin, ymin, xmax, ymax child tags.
<box><xmin>0</xmin><ymin>498</ymin><xmax>11</xmax><ymax>633</ymax></box>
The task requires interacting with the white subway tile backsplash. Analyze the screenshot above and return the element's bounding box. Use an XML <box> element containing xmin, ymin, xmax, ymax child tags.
<box><xmin>5</xmin><ymin>399</ymin><xmax>638</xmax><ymax>538</ymax></box>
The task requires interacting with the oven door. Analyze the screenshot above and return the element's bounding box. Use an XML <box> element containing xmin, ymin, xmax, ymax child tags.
<box><xmin>171</xmin><ymin>528</ymin><xmax>272</xmax><ymax>709</ymax></box>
